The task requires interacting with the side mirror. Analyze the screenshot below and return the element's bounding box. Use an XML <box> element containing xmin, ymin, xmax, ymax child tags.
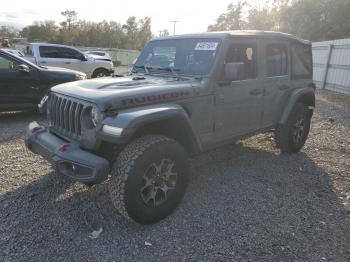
<box><xmin>81</xmin><ymin>55</ymin><xmax>88</xmax><ymax>61</ymax></box>
<box><xmin>17</xmin><ymin>64</ymin><xmax>30</xmax><ymax>73</ymax></box>
<box><xmin>224</xmin><ymin>62</ymin><xmax>245</xmax><ymax>81</ymax></box>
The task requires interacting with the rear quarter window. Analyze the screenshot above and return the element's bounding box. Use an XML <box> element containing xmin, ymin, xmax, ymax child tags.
<box><xmin>266</xmin><ymin>44</ymin><xmax>288</xmax><ymax>77</ymax></box>
<box><xmin>291</xmin><ymin>43</ymin><xmax>312</xmax><ymax>79</ymax></box>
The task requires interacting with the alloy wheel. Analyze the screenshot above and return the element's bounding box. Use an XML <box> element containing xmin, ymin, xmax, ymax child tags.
<box><xmin>140</xmin><ymin>158</ymin><xmax>178</xmax><ymax>207</ymax></box>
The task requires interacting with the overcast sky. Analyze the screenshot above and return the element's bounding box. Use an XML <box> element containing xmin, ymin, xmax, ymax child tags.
<box><xmin>1</xmin><ymin>0</ymin><xmax>264</xmax><ymax>35</ymax></box>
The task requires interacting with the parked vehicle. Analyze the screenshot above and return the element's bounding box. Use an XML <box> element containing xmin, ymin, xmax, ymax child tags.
<box><xmin>85</xmin><ymin>50</ymin><xmax>111</xmax><ymax>59</ymax></box>
<box><xmin>25</xmin><ymin>31</ymin><xmax>315</xmax><ymax>224</ymax></box>
<box><xmin>1</xmin><ymin>48</ymin><xmax>25</xmax><ymax>57</ymax></box>
<box><xmin>0</xmin><ymin>49</ymin><xmax>86</xmax><ymax>112</ymax></box>
<box><xmin>25</xmin><ymin>43</ymin><xmax>114</xmax><ymax>78</ymax></box>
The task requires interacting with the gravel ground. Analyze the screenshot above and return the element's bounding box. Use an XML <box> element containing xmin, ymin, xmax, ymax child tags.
<box><xmin>0</xmin><ymin>90</ymin><xmax>349</xmax><ymax>262</ymax></box>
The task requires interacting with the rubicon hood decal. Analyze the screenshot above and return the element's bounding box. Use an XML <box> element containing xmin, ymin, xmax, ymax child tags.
<box><xmin>121</xmin><ymin>91</ymin><xmax>191</xmax><ymax>106</ymax></box>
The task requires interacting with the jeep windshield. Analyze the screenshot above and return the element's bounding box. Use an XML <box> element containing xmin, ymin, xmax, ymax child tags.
<box><xmin>132</xmin><ymin>38</ymin><xmax>221</xmax><ymax>76</ymax></box>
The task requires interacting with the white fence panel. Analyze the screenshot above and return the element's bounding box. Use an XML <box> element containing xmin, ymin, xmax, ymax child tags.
<box><xmin>313</xmin><ymin>39</ymin><xmax>350</xmax><ymax>94</ymax></box>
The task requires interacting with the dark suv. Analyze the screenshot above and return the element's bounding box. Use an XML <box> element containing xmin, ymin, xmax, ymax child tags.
<box><xmin>25</xmin><ymin>31</ymin><xmax>315</xmax><ymax>224</ymax></box>
<box><xmin>0</xmin><ymin>50</ymin><xmax>86</xmax><ymax>112</ymax></box>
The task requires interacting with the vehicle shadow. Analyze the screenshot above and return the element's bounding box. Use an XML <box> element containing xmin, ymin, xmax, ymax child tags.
<box><xmin>0</xmin><ymin>110</ymin><xmax>42</xmax><ymax>120</ymax></box>
<box><xmin>0</xmin><ymin>111</ymin><xmax>46</xmax><ymax>142</ymax></box>
<box><xmin>1</xmin><ymin>138</ymin><xmax>349</xmax><ymax>261</ymax></box>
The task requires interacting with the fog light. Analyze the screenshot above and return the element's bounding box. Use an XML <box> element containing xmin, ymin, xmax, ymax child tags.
<box><xmin>102</xmin><ymin>125</ymin><xmax>123</xmax><ymax>136</ymax></box>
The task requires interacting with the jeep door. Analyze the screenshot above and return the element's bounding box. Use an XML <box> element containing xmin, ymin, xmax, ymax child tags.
<box><xmin>215</xmin><ymin>38</ymin><xmax>264</xmax><ymax>139</ymax></box>
<box><xmin>261</xmin><ymin>40</ymin><xmax>291</xmax><ymax>127</ymax></box>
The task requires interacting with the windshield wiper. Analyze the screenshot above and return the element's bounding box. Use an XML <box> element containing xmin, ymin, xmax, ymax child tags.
<box><xmin>154</xmin><ymin>67</ymin><xmax>180</xmax><ymax>79</ymax></box>
<box><xmin>133</xmin><ymin>65</ymin><xmax>151</xmax><ymax>74</ymax></box>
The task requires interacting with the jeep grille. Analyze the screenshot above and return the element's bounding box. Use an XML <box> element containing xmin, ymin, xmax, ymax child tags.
<box><xmin>48</xmin><ymin>93</ymin><xmax>86</xmax><ymax>139</ymax></box>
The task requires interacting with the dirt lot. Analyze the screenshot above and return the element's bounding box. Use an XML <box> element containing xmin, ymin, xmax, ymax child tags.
<box><xmin>0</xmin><ymin>90</ymin><xmax>349</xmax><ymax>262</ymax></box>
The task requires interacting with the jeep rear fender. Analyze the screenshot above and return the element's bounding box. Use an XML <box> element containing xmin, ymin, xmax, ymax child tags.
<box><xmin>101</xmin><ymin>104</ymin><xmax>202</xmax><ymax>154</ymax></box>
<box><xmin>279</xmin><ymin>88</ymin><xmax>315</xmax><ymax>125</ymax></box>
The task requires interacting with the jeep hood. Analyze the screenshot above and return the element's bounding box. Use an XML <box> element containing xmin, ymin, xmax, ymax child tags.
<box><xmin>51</xmin><ymin>75</ymin><xmax>201</xmax><ymax>110</ymax></box>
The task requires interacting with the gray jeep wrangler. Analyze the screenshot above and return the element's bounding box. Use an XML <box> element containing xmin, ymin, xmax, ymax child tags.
<box><xmin>25</xmin><ymin>31</ymin><xmax>315</xmax><ymax>224</ymax></box>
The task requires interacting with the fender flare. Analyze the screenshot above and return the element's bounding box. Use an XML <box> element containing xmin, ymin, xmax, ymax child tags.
<box><xmin>99</xmin><ymin>103</ymin><xmax>202</xmax><ymax>153</ymax></box>
<box><xmin>279</xmin><ymin>88</ymin><xmax>315</xmax><ymax>125</ymax></box>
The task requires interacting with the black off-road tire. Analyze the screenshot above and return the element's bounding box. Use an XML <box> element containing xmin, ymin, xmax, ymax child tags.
<box><xmin>91</xmin><ymin>68</ymin><xmax>110</xmax><ymax>78</ymax></box>
<box><xmin>109</xmin><ymin>135</ymin><xmax>189</xmax><ymax>224</ymax></box>
<box><xmin>275</xmin><ymin>103</ymin><xmax>311</xmax><ymax>154</ymax></box>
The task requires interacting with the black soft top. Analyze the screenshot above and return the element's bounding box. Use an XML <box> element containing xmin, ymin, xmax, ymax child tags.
<box><xmin>153</xmin><ymin>30</ymin><xmax>311</xmax><ymax>45</ymax></box>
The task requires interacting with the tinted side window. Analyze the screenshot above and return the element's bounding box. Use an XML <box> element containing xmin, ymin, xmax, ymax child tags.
<box><xmin>266</xmin><ymin>44</ymin><xmax>288</xmax><ymax>77</ymax></box>
<box><xmin>226</xmin><ymin>44</ymin><xmax>257</xmax><ymax>80</ymax></box>
<box><xmin>0</xmin><ymin>55</ymin><xmax>19</xmax><ymax>72</ymax></box>
<box><xmin>291</xmin><ymin>44</ymin><xmax>312</xmax><ymax>79</ymax></box>
<box><xmin>39</xmin><ymin>46</ymin><xmax>63</xmax><ymax>58</ymax></box>
<box><xmin>59</xmin><ymin>47</ymin><xmax>82</xmax><ymax>60</ymax></box>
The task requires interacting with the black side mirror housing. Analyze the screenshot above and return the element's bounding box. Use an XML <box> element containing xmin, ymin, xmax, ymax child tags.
<box><xmin>224</xmin><ymin>62</ymin><xmax>245</xmax><ymax>81</ymax></box>
<box><xmin>81</xmin><ymin>55</ymin><xmax>88</xmax><ymax>61</ymax></box>
<box><xmin>17</xmin><ymin>64</ymin><xmax>30</xmax><ymax>73</ymax></box>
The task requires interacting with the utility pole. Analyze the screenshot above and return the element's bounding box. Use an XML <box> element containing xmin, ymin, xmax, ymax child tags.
<box><xmin>171</xmin><ymin>20</ymin><xmax>179</xmax><ymax>35</ymax></box>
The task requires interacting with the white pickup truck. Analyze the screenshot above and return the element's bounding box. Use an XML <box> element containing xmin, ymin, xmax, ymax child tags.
<box><xmin>25</xmin><ymin>43</ymin><xmax>114</xmax><ymax>78</ymax></box>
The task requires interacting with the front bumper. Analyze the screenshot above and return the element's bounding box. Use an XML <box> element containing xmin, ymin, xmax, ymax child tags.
<box><xmin>25</xmin><ymin>122</ymin><xmax>109</xmax><ymax>184</ymax></box>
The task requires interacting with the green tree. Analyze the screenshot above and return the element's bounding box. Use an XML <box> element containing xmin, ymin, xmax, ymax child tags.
<box><xmin>60</xmin><ymin>10</ymin><xmax>78</xmax><ymax>30</ymax></box>
<box><xmin>159</xmin><ymin>29</ymin><xmax>170</xmax><ymax>37</ymax></box>
<box><xmin>23</xmin><ymin>21</ymin><xmax>58</xmax><ymax>42</ymax></box>
<box><xmin>122</xmin><ymin>16</ymin><xmax>139</xmax><ymax>49</ymax></box>
<box><xmin>279</xmin><ymin>0</ymin><xmax>350</xmax><ymax>41</ymax></box>
<box><xmin>137</xmin><ymin>17</ymin><xmax>152</xmax><ymax>50</ymax></box>
<box><xmin>21</xmin><ymin>12</ymin><xmax>153</xmax><ymax>50</ymax></box>
<box><xmin>0</xmin><ymin>26</ymin><xmax>18</xmax><ymax>38</ymax></box>
<box><xmin>208</xmin><ymin>1</ymin><xmax>247</xmax><ymax>31</ymax></box>
<box><xmin>59</xmin><ymin>10</ymin><xmax>78</xmax><ymax>44</ymax></box>
<box><xmin>247</xmin><ymin>7</ymin><xmax>280</xmax><ymax>30</ymax></box>
<box><xmin>208</xmin><ymin>0</ymin><xmax>350</xmax><ymax>41</ymax></box>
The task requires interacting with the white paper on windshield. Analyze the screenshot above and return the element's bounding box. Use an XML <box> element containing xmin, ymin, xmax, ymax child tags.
<box><xmin>195</xmin><ymin>42</ymin><xmax>218</xmax><ymax>51</ymax></box>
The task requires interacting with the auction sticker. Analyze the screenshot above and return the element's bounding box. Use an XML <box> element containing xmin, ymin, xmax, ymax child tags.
<box><xmin>195</xmin><ymin>42</ymin><xmax>218</xmax><ymax>51</ymax></box>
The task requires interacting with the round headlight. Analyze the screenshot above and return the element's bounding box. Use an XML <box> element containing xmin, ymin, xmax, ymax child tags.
<box><xmin>91</xmin><ymin>106</ymin><xmax>103</xmax><ymax>127</ymax></box>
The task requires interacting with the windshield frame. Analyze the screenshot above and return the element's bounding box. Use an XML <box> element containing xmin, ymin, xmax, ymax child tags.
<box><xmin>132</xmin><ymin>37</ymin><xmax>222</xmax><ymax>77</ymax></box>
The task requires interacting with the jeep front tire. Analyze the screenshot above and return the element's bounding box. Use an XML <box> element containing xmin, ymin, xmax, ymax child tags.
<box><xmin>275</xmin><ymin>103</ymin><xmax>311</xmax><ymax>154</ymax></box>
<box><xmin>109</xmin><ymin>135</ymin><xmax>189</xmax><ymax>224</ymax></box>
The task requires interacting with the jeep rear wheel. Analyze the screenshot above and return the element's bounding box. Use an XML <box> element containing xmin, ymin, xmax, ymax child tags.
<box><xmin>275</xmin><ymin>103</ymin><xmax>311</xmax><ymax>154</ymax></box>
<box><xmin>109</xmin><ymin>135</ymin><xmax>189</xmax><ymax>224</ymax></box>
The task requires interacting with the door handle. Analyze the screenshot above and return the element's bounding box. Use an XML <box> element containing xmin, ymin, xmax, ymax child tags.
<box><xmin>250</xmin><ymin>88</ymin><xmax>264</xmax><ymax>96</ymax></box>
<box><xmin>65</xmin><ymin>62</ymin><xmax>71</xmax><ymax>64</ymax></box>
<box><xmin>279</xmin><ymin>85</ymin><xmax>289</xmax><ymax>91</ymax></box>
<box><xmin>41</xmin><ymin>61</ymin><xmax>47</xmax><ymax>64</ymax></box>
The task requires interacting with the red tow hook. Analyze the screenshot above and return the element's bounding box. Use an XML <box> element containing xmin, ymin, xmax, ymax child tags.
<box><xmin>59</xmin><ymin>143</ymin><xmax>70</xmax><ymax>153</ymax></box>
<box><xmin>31</xmin><ymin>126</ymin><xmax>41</xmax><ymax>133</ymax></box>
